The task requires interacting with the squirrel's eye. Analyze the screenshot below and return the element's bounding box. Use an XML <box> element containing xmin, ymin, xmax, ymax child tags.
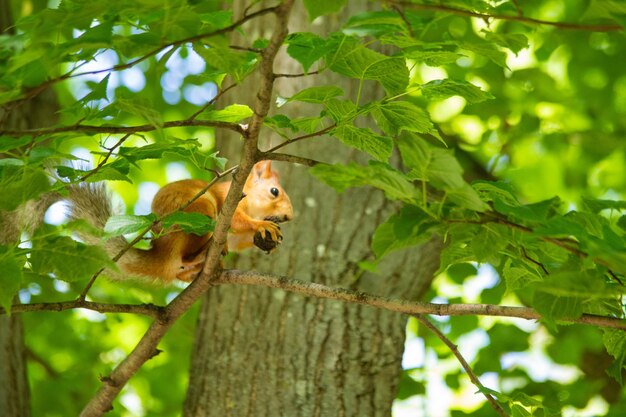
<box><xmin>270</xmin><ymin>187</ymin><xmax>279</xmax><ymax>197</ymax></box>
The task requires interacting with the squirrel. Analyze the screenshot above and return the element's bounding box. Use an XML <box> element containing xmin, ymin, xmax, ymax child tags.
<box><xmin>68</xmin><ymin>160</ymin><xmax>293</xmax><ymax>283</ymax></box>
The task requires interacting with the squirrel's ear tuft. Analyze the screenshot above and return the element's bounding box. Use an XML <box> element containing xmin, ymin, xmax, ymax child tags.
<box><xmin>253</xmin><ymin>160</ymin><xmax>272</xmax><ymax>179</ymax></box>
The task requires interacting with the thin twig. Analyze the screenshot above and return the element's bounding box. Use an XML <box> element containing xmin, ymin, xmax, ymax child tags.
<box><xmin>230</xmin><ymin>45</ymin><xmax>263</xmax><ymax>53</ymax></box>
<box><xmin>260</xmin><ymin>152</ymin><xmax>322</xmax><ymax>166</ymax></box>
<box><xmin>390</xmin><ymin>1</ymin><xmax>623</xmax><ymax>32</ymax></box>
<box><xmin>521</xmin><ymin>247</ymin><xmax>549</xmax><ymax>276</ymax></box>
<box><xmin>80</xmin><ymin>133</ymin><xmax>132</xmax><ymax>182</ymax></box>
<box><xmin>511</xmin><ymin>0</ymin><xmax>523</xmax><ymax>17</ymax></box>
<box><xmin>189</xmin><ymin>82</ymin><xmax>239</xmax><ymax>120</ymax></box>
<box><xmin>414</xmin><ymin>314</ymin><xmax>509</xmax><ymax>417</ymax></box>
<box><xmin>274</xmin><ymin>70</ymin><xmax>321</xmax><ymax>78</ymax></box>
<box><xmin>26</xmin><ymin>348</ymin><xmax>60</xmax><ymax>378</ymax></box>
<box><xmin>264</xmin><ymin>123</ymin><xmax>336</xmax><ymax>153</ymax></box>
<box><xmin>391</xmin><ymin>4</ymin><xmax>415</xmax><ymax>37</ymax></box>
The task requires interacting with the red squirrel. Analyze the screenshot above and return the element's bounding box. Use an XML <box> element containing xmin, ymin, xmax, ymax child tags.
<box><xmin>69</xmin><ymin>161</ymin><xmax>293</xmax><ymax>283</ymax></box>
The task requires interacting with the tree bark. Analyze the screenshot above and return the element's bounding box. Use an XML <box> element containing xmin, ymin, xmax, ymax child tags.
<box><xmin>0</xmin><ymin>315</ymin><xmax>30</xmax><ymax>416</ymax></box>
<box><xmin>184</xmin><ymin>1</ymin><xmax>441</xmax><ymax>416</ymax></box>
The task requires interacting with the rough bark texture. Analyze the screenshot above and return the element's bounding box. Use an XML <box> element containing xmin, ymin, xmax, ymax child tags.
<box><xmin>184</xmin><ymin>2</ymin><xmax>442</xmax><ymax>416</ymax></box>
<box><xmin>0</xmin><ymin>315</ymin><xmax>30</xmax><ymax>417</ymax></box>
<box><xmin>0</xmin><ymin>2</ymin><xmax>59</xmax><ymax>415</ymax></box>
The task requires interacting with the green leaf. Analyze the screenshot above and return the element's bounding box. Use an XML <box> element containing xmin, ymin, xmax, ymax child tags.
<box><xmin>398</xmin><ymin>136</ymin><xmax>488</xmax><ymax>211</ymax></box>
<box><xmin>343</xmin><ymin>11</ymin><xmax>407</xmax><ymax>37</ymax></box>
<box><xmin>331</xmin><ymin>124</ymin><xmax>393</xmax><ymax>161</ymax></box>
<box><xmin>604</xmin><ymin>328</ymin><xmax>626</xmax><ymax>384</ymax></box>
<box><xmin>30</xmin><ymin>236</ymin><xmax>116</xmax><ymax>282</ymax></box>
<box><xmin>0</xmin><ymin>135</ymin><xmax>33</xmax><ymax>153</ymax></box>
<box><xmin>326</xmin><ymin>36</ymin><xmax>409</xmax><ymax>95</ymax></box>
<box><xmin>502</xmin><ymin>259</ymin><xmax>542</xmax><ymax>292</ymax></box>
<box><xmin>323</xmin><ymin>99</ymin><xmax>358</xmax><ymax>122</ymax></box>
<box><xmin>0</xmin><ymin>168</ymin><xmax>51</xmax><ymax>211</ymax></box>
<box><xmin>618</xmin><ymin>215</ymin><xmax>626</xmax><ymax>231</ymax></box>
<box><xmin>310</xmin><ymin>161</ymin><xmax>415</xmax><ymax>202</ymax></box>
<box><xmin>446</xmin><ymin>263</ymin><xmax>477</xmax><ymax>283</ymax></box>
<box><xmin>303</xmin><ymin>0</ymin><xmax>348</xmax><ymax>21</ymax></box>
<box><xmin>372</xmin><ymin>205</ymin><xmax>433</xmax><ymax>258</ymax></box>
<box><xmin>421</xmin><ymin>79</ymin><xmax>494</xmax><ymax>104</ymax></box>
<box><xmin>192</xmin><ymin>43</ymin><xmax>252</xmax><ymax>79</ymax></box>
<box><xmin>582</xmin><ymin>198</ymin><xmax>626</xmax><ymax>213</ymax></box>
<box><xmin>200</xmin><ymin>104</ymin><xmax>253</xmax><ymax>122</ymax></box>
<box><xmin>483</xmin><ymin>32</ymin><xmax>528</xmax><ymax>55</ymax></box>
<box><xmin>0</xmin><ymin>246</ymin><xmax>22</xmax><ymax>313</ymax></box>
<box><xmin>161</xmin><ymin>212</ymin><xmax>215</xmax><ymax>236</ymax></box>
<box><xmin>470</xmin><ymin>225</ymin><xmax>507</xmax><ymax>263</ymax></box>
<box><xmin>104</xmin><ymin>214</ymin><xmax>156</xmax><ymax>236</ymax></box>
<box><xmin>284</xmin><ymin>86</ymin><xmax>344</xmax><ymax>104</ymax></box>
<box><xmin>79</xmin><ymin>74</ymin><xmax>110</xmax><ymax>103</ymax></box>
<box><xmin>403</xmin><ymin>50</ymin><xmax>464</xmax><ymax>66</ymax></box>
<box><xmin>309</xmin><ymin>162</ymin><xmax>367</xmax><ymax>193</ymax></box>
<box><xmin>372</xmin><ymin>101</ymin><xmax>434</xmax><ymax>136</ymax></box>
<box><xmin>285</xmin><ymin>32</ymin><xmax>332</xmax><ymax>72</ymax></box>
<box><xmin>114</xmin><ymin>97</ymin><xmax>163</xmax><ymax>127</ymax></box>
<box><xmin>459</xmin><ymin>41</ymin><xmax>508</xmax><ymax>68</ymax></box>
<box><xmin>118</xmin><ymin>139</ymin><xmax>200</xmax><ymax>162</ymax></box>
<box><xmin>396</xmin><ymin>370</ymin><xmax>425</xmax><ymax>400</ymax></box>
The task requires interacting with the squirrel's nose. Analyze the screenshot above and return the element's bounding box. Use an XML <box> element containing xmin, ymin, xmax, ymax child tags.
<box><xmin>283</xmin><ymin>213</ymin><xmax>292</xmax><ymax>222</ymax></box>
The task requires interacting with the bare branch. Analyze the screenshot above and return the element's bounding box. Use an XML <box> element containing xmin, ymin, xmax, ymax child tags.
<box><xmin>389</xmin><ymin>1</ymin><xmax>624</xmax><ymax>32</ymax></box>
<box><xmin>4</xmin><ymin>300</ymin><xmax>164</xmax><ymax>319</ymax></box>
<box><xmin>8</xmin><ymin>269</ymin><xmax>626</xmax><ymax>332</ymax></box>
<box><xmin>415</xmin><ymin>315</ymin><xmax>509</xmax><ymax>417</ymax></box>
<box><xmin>215</xmin><ymin>269</ymin><xmax>626</xmax><ymax>330</ymax></box>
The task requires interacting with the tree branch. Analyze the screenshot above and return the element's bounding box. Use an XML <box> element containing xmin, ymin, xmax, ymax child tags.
<box><xmin>389</xmin><ymin>1</ymin><xmax>624</xmax><ymax>32</ymax></box>
<box><xmin>261</xmin><ymin>152</ymin><xmax>322</xmax><ymax>166</ymax></box>
<box><xmin>0</xmin><ymin>118</ymin><xmax>245</xmax><ymax>138</ymax></box>
<box><xmin>264</xmin><ymin>123</ymin><xmax>336</xmax><ymax>153</ymax></box>
<box><xmin>8</xmin><ymin>269</ymin><xmax>626</xmax><ymax>331</ymax></box>
<box><xmin>3</xmin><ymin>300</ymin><xmax>164</xmax><ymax>319</ymax></box>
<box><xmin>274</xmin><ymin>70</ymin><xmax>320</xmax><ymax>78</ymax></box>
<box><xmin>414</xmin><ymin>315</ymin><xmax>509</xmax><ymax>417</ymax></box>
<box><xmin>215</xmin><ymin>269</ymin><xmax>626</xmax><ymax>330</ymax></box>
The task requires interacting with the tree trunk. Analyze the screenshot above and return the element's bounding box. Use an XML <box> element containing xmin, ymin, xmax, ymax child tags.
<box><xmin>0</xmin><ymin>316</ymin><xmax>30</xmax><ymax>416</ymax></box>
<box><xmin>184</xmin><ymin>2</ymin><xmax>441</xmax><ymax>416</ymax></box>
<box><xmin>0</xmin><ymin>2</ymin><xmax>59</xmax><ymax>415</ymax></box>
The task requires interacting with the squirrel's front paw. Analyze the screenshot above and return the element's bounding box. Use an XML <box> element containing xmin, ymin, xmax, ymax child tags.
<box><xmin>252</xmin><ymin>220</ymin><xmax>282</xmax><ymax>253</ymax></box>
<box><xmin>256</xmin><ymin>220</ymin><xmax>282</xmax><ymax>243</ymax></box>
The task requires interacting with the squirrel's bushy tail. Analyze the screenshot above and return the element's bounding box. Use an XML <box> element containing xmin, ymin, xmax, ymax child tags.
<box><xmin>67</xmin><ymin>183</ymin><xmax>141</xmax><ymax>280</ymax></box>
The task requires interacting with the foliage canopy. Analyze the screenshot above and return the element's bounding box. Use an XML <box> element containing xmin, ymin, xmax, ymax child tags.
<box><xmin>1</xmin><ymin>0</ymin><xmax>626</xmax><ymax>415</ymax></box>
